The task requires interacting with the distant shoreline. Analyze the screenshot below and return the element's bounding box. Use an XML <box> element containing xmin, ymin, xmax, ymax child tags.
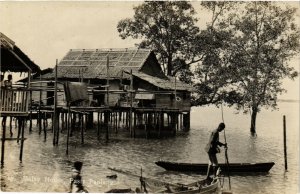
<box><xmin>277</xmin><ymin>99</ymin><xmax>300</xmax><ymax>103</ymax></box>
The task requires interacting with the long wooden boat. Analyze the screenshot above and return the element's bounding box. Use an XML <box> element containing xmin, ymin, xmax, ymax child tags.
<box><xmin>108</xmin><ymin>167</ymin><xmax>219</xmax><ymax>193</ymax></box>
<box><xmin>162</xmin><ymin>178</ymin><xmax>219</xmax><ymax>194</ymax></box>
<box><xmin>155</xmin><ymin>161</ymin><xmax>275</xmax><ymax>173</ymax></box>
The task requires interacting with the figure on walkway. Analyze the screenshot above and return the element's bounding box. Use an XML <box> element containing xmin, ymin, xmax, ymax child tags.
<box><xmin>204</xmin><ymin>122</ymin><xmax>227</xmax><ymax>181</ymax></box>
<box><xmin>69</xmin><ymin>161</ymin><xmax>88</xmax><ymax>193</ymax></box>
<box><xmin>4</xmin><ymin>74</ymin><xmax>12</xmax><ymax>88</ymax></box>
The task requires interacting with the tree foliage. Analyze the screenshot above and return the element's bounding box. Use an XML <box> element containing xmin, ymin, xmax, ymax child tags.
<box><xmin>117</xmin><ymin>1</ymin><xmax>200</xmax><ymax>78</ymax></box>
<box><xmin>192</xmin><ymin>2</ymin><xmax>238</xmax><ymax>106</ymax></box>
<box><xmin>195</xmin><ymin>2</ymin><xmax>300</xmax><ymax>133</ymax></box>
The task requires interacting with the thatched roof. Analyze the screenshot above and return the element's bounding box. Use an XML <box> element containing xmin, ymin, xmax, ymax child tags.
<box><xmin>129</xmin><ymin>71</ymin><xmax>194</xmax><ymax>92</ymax></box>
<box><xmin>42</xmin><ymin>48</ymin><xmax>193</xmax><ymax>92</ymax></box>
<box><xmin>0</xmin><ymin>32</ymin><xmax>40</xmax><ymax>73</ymax></box>
<box><xmin>42</xmin><ymin>48</ymin><xmax>152</xmax><ymax>79</ymax></box>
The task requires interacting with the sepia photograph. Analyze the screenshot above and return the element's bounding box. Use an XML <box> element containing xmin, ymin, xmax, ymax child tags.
<box><xmin>0</xmin><ymin>1</ymin><xmax>299</xmax><ymax>193</ymax></box>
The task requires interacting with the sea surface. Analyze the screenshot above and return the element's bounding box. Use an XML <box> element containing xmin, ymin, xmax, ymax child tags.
<box><xmin>0</xmin><ymin>102</ymin><xmax>299</xmax><ymax>193</ymax></box>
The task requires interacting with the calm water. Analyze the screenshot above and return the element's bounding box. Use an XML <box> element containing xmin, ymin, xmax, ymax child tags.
<box><xmin>1</xmin><ymin>102</ymin><xmax>299</xmax><ymax>193</ymax></box>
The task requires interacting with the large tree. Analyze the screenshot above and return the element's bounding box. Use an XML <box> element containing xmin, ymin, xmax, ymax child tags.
<box><xmin>117</xmin><ymin>1</ymin><xmax>200</xmax><ymax>77</ymax></box>
<box><xmin>193</xmin><ymin>2</ymin><xmax>239</xmax><ymax>105</ymax></box>
<box><xmin>196</xmin><ymin>2</ymin><xmax>300</xmax><ymax>134</ymax></box>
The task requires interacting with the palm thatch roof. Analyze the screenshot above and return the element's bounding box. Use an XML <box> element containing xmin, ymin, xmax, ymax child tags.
<box><xmin>0</xmin><ymin>32</ymin><xmax>40</xmax><ymax>73</ymax></box>
<box><xmin>42</xmin><ymin>48</ymin><xmax>153</xmax><ymax>79</ymax></box>
<box><xmin>42</xmin><ymin>48</ymin><xmax>193</xmax><ymax>92</ymax></box>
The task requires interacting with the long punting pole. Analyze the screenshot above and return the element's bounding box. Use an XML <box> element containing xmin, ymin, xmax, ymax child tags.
<box><xmin>283</xmin><ymin>115</ymin><xmax>288</xmax><ymax>171</ymax></box>
<box><xmin>221</xmin><ymin>103</ymin><xmax>231</xmax><ymax>191</ymax></box>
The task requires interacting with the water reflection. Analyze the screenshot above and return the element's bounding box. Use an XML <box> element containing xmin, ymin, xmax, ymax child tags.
<box><xmin>0</xmin><ymin>102</ymin><xmax>299</xmax><ymax>193</ymax></box>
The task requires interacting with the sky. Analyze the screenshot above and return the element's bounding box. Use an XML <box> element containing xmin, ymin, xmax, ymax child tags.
<box><xmin>0</xmin><ymin>1</ymin><xmax>299</xmax><ymax>100</ymax></box>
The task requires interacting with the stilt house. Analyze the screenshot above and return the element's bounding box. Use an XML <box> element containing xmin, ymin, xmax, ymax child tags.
<box><xmin>40</xmin><ymin>48</ymin><xmax>193</xmax><ymax>112</ymax></box>
<box><xmin>0</xmin><ymin>32</ymin><xmax>40</xmax><ymax>116</ymax></box>
<box><xmin>0</xmin><ymin>32</ymin><xmax>40</xmax><ymax>165</ymax></box>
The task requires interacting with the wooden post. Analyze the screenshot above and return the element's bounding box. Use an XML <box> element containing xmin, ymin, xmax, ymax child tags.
<box><xmin>56</xmin><ymin>110</ymin><xmax>60</xmax><ymax>145</ymax></box>
<box><xmin>105</xmin><ymin>111</ymin><xmax>109</xmax><ymax>141</ymax></box>
<box><xmin>38</xmin><ymin>72</ymin><xmax>42</xmax><ymax>134</ymax></box>
<box><xmin>43</xmin><ymin>113</ymin><xmax>47</xmax><ymax>141</ymax></box>
<box><xmin>144</xmin><ymin>113</ymin><xmax>147</xmax><ymax>139</ymax></box>
<box><xmin>1</xmin><ymin>117</ymin><xmax>7</xmax><ymax>166</ymax></box>
<box><xmin>106</xmin><ymin>56</ymin><xmax>110</xmax><ymax>107</ymax></box>
<box><xmin>19</xmin><ymin>118</ymin><xmax>25</xmax><ymax>162</ymax></box>
<box><xmin>29</xmin><ymin>113</ymin><xmax>32</xmax><ymax>133</ymax></box>
<box><xmin>118</xmin><ymin>111</ymin><xmax>121</xmax><ymax>133</ymax></box>
<box><xmin>283</xmin><ymin>115</ymin><xmax>288</xmax><ymax>171</ymax></box>
<box><xmin>129</xmin><ymin>70</ymin><xmax>133</xmax><ymax>137</ymax></box>
<box><xmin>17</xmin><ymin>118</ymin><xmax>21</xmax><ymax>144</ymax></box>
<box><xmin>66</xmin><ymin>104</ymin><xmax>70</xmax><ymax>155</ymax></box>
<box><xmin>133</xmin><ymin>112</ymin><xmax>136</xmax><ymax>135</ymax></box>
<box><xmin>53</xmin><ymin>61</ymin><xmax>58</xmax><ymax>145</ymax></box>
<box><xmin>81</xmin><ymin>114</ymin><xmax>84</xmax><ymax>144</ymax></box>
<box><xmin>174</xmin><ymin>75</ymin><xmax>177</xmax><ymax>109</ymax></box>
<box><xmin>158</xmin><ymin>111</ymin><xmax>162</xmax><ymax>138</ymax></box>
<box><xmin>97</xmin><ymin>112</ymin><xmax>100</xmax><ymax>140</ymax></box>
<box><xmin>29</xmin><ymin>91</ymin><xmax>32</xmax><ymax>132</ymax></box>
<box><xmin>183</xmin><ymin>112</ymin><xmax>190</xmax><ymax>131</ymax></box>
<box><xmin>9</xmin><ymin>117</ymin><xmax>13</xmax><ymax>137</ymax></box>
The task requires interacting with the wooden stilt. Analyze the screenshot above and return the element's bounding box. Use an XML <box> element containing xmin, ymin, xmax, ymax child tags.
<box><xmin>1</xmin><ymin>117</ymin><xmax>7</xmax><ymax>166</ymax></box>
<box><xmin>56</xmin><ymin>111</ymin><xmax>60</xmax><ymax>145</ymax></box>
<box><xmin>97</xmin><ymin>112</ymin><xmax>100</xmax><ymax>140</ymax></box>
<box><xmin>19</xmin><ymin>118</ymin><xmax>25</xmax><ymax>162</ymax></box>
<box><xmin>115</xmin><ymin>112</ymin><xmax>118</xmax><ymax>134</ymax></box>
<box><xmin>53</xmin><ymin>60</ymin><xmax>58</xmax><ymax>145</ymax></box>
<box><xmin>160</xmin><ymin>112</ymin><xmax>164</xmax><ymax>134</ymax></box>
<box><xmin>105</xmin><ymin>111</ymin><xmax>109</xmax><ymax>140</ymax></box>
<box><xmin>66</xmin><ymin>105</ymin><xmax>70</xmax><ymax>155</ymax></box>
<box><xmin>118</xmin><ymin>110</ymin><xmax>122</xmax><ymax>130</ymax></box>
<box><xmin>9</xmin><ymin>116</ymin><xmax>13</xmax><ymax>137</ymax></box>
<box><xmin>17</xmin><ymin>118</ymin><xmax>21</xmax><ymax>144</ymax></box>
<box><xmin>133</xmin><ymin>112</ymin><xmax>136</xmax><ymax>138</ymax></box>
<box><xmin>283</xmin><ymin>115</ymin><xmax>288</xmax><ymax>170</ymax></box>
<box><xmin>158</xmin><ymin>111</ymin><xmax>161</xmax><ymax>138</ymax></box>
<box><xmin>144</xmin><ymin>113</ymin><xmax>147</xmax><ymax>139</ymax></box>
<box><xmin>29</xmin><ymin>111</ymin><xmax>32</xmax><ymax>132</ymax></box>
<box><xmin>38</xmin><ymin>110</ymin><xmax>42</xmax><ymax>135</ymax></box>
<box><xmin>81</xmin><ymin>114</ymin><xmax>84</xmax><ymax>145</ymax></box>
<box><xmin>125</xmin><ymin>111</ymin><xmax>128</xmax><ymax>130</ymax></box>
<box><xmin>43</xmin><ymin>113</ymin><xmax>47</xmax><ymax>141</ymax></box>
<box><xmin>29</xmin><ymin>91</ymin><xmax>32</xmax><ymax>132</ymax></box>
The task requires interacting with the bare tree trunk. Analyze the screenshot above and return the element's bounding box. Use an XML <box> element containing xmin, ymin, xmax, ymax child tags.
<box><xmin>167</xmin><ymin>55</ymin><xmax>172</xmax><ymax>76</ymax></box>
<box><xmin>250</xmin><ymin>106</ymin><xmax>258</xmax><ymax>135</ymax></box>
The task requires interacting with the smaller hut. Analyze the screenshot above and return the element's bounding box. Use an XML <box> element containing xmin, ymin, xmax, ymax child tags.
<box><xmin>0</xmin><ymin>32</ymin><xmax>40</xmax><ymax>116</ymax></box>
<box><xmin>0</xmin><ymin>32</ymin><xmax>40</xmax><ymax>165</ymax></box>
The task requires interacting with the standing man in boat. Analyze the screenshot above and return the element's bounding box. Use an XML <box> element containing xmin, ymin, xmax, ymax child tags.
<box><xmin>205</xmin><ymin>122</ymin><xmax>227</xmax><ymax>181</ymax></box>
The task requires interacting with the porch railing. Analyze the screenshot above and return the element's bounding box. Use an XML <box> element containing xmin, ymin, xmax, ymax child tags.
<box><xmin>0</xmin><ymin>88</ymin><xmax>29</xmax><ymax>115</ymax></box>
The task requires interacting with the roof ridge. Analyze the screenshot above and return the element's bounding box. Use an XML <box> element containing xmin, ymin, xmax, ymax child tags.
<box><xmin>69</xmin><ymin>48</ymin><xmax>151</xmax><ymax>52</ymax></box>
<box><xmin>0</xmin><ymin>32</ymin><xmax>15</xmax><ymax>49</ymax></box>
